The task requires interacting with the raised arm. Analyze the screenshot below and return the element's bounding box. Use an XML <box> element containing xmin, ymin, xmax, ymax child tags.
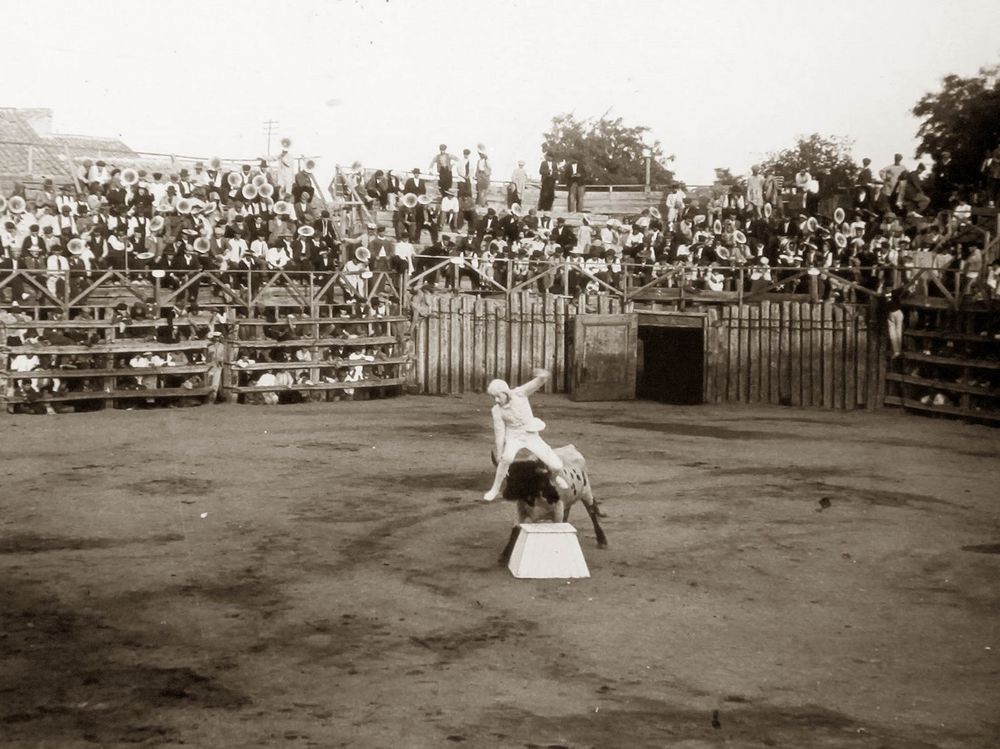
<box><xmin>513</xmin><ymin>368</ymin><xmax>550</xmax><ymax>397</ymax></box>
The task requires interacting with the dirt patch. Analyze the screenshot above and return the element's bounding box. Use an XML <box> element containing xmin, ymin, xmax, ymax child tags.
<box><xmin>127</xmin><ymin>476</ymin><xmax>216</xmax><ymax>496</ymax></box>
<box><xmin>409</xmin><ymin>615</ymin><xmax>539</xmax><ymax>659</ymax></box>
<box><xmin>0</xmin><ymin>580</ymin><xmax>249</xmax><ymax>747</ymax></box>
<box><xmin>962</xmin><ymin>543</ymin><xmax>1000</xmax><ymax>554</ymax></box>
<box><xmin>293</xmin><ymin>440</ymin><xmax>363</xmax><ymax>452</ymax></box>
<box><xmin>603</xmin><ymin>419</ymin><xmax>792</xmax><ymax>440</ymax></box>
<box><xmin>0</xmin><ymin>532</ymin><xmax>184</xmax><ymax>554</ymax></box>
<box><xmin>468</xmin><ymin>698</ymin><xmax>946</xmax><ymax>749</ymax></box>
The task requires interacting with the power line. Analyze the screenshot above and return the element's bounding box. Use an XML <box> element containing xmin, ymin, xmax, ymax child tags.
<box><xmin>263</xmin><ymin>120</ymin><xmax>279</xmax><ymax>157</ymax></box>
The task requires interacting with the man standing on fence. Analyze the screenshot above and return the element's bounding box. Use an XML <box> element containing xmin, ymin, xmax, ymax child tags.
<box><xmin>482</xmin><ymin>368</ymin><xmax>570</xmax><ymax>502</ymax></box>
<box><xmin>538</xmin><ymin>152</ymin><xmax>557</xmax><ymax>215</ymax></box>
<box><xmin>564</xmin><ymin>159</ymin><xmax>586</xmax><ymax>212</ymax></box>
<box><xmin>475</xmin><ymin>146</ymin><xmax>492</xmax><ymax>208</ymax></box>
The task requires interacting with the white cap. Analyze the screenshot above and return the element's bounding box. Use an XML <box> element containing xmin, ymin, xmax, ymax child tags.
<box><xmin>486</xmin><ymin>379</ymin><xmax>509</xmax><ymax>397</ymax></box>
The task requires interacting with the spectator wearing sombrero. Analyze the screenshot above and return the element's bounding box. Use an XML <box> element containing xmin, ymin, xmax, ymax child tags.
<box><xmin>293</xmin><ymin>189</ymin><xmax>316</xmax><ymax>224</ymax></box>
<box><xmin>394</xmin><ymin>193</ymin><xmax>419</xmax><ymax>242</ymax></box>
<box><xmin>291</xmin><ymin>225</ymin><xmax>320</xmax><ymax>270</ymax></box>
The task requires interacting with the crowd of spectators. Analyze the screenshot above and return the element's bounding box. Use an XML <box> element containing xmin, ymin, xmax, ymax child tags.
<box><xmin>1</xmin><ymin>146</ymin><xmax>998</xmax><ymax>313</ymax></box>
<box><xmin>0</xmin><ymin>292</ymin><xmax>402</xmax><ymax>413</ymax></box>
<box><xmin>0</xmin><ymin>151</ymin><xmax>359</xmax><ymax>309</ymax></box>
<box><xmin>342</xmin><ymin>149</ymin><xmax>1000</xmax><ymax>301</ymax></box>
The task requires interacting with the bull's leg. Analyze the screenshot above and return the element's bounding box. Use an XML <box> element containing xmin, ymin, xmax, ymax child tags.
<box><xmin>580</xmin><ymin>484</ymin><xmax>608</xmax><ymax>548</ymax></box>
<box><xmin>498</xmin><ymin>525</ymin><xmax>520</xmax><ymax>566</ymax></box>
<box><xmin>551</xmin><ymin>499</ymin><xmax>565</xmax><ymax>524</ymax></box>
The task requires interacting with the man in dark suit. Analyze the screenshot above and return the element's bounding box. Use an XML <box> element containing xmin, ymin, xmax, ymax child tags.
<box><xmin>551</xmin><ymin>217</ymin><xmax>576</xmax><ymax>254</ymax></box>
<box><xmin>564</xmin><ymin>160</ymin><xmax>586</xmax><ymax>212</ymax></box>
<box><xmin>314</xmin><ymin>210</ymin><xmax>340</xmax><ymax>253</ymax></box>
<box><xmin>171</xmin><ymin>242</ymin><xmax>205</xmax><ymax>304</ymax></box>
<box><xmin>476</xmin><ymin>208</ymin><xmax>501</xmax><ymax>242</ymax></box>
<box><xmin>403</xmin><ymin>168</ymin><xmax>427</xmax><ymax>196</ymax></box>
<box><xmin>0</xmin><ymin>246</ymin><xmax>27</xmax><ymax>302</ymax></box>
<box><xmin>538</xmin><ymin>152</ymin><xmax>557</xmax><ymax>212</ymax></box>
<box><xmin>291</xmin><ymin>228</ymin><xmax>320</xmax><ymax>270</ymax></box>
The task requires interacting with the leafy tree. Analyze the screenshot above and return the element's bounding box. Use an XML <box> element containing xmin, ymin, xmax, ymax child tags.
<box><xmin>758</xmin><ymin>133</ymin><xmax>858</xmax><ymax>193</ymax></box>
<box><xmin>912</xmin><ymin>63</ymin><xmax>1000</xmax><ymax>205</ymax></box>
<box><xmin>711</xmin><ymin>167</ymin><xmax>744</xmax><ymax>196</ymax></box>
<box><xmin>541</xmin><ymin>113</ymin><xmax>674</xmax><ymax>186</ymax></box>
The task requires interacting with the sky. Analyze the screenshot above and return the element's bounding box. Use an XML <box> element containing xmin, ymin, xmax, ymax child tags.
<box><xmin>6</xmin><ymin>0</ymin><xmax>1000</xmax><ymax>187</ymax></box>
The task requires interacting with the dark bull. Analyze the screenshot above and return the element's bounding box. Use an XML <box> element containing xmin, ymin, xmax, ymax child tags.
<box><xmin>494</xmin><ymin>444</ymin><xmax>608</xmax><ymax>566</ymax></box>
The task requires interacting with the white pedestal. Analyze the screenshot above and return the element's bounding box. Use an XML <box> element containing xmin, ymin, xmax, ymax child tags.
<box><xmin>508</xmin><ymin>523</ymin><xmax>590</xmax><ymax>579</ymax></box>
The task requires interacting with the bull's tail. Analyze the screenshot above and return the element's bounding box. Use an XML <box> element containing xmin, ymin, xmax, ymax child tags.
<box><xmin>577</xmin><ymin>478</ymin><xmax>608</xmax><ymax>548</ymax></box>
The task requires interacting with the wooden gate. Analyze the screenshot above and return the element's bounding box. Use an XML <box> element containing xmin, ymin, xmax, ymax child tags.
<box><xmin>569</xmin><ymin>314</ymin><xmax>638</xmax><ymax>401</ymax></box>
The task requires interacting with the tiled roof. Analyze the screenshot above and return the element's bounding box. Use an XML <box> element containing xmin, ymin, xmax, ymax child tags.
<box><xmin>0</xmin><ymin>108</ymin><xmax>72</xmax><ymax>178</ymax></box>
<box><xmin>0</xmin><ymin>109</ymin><xmax>141</xmax><ymax>181</ymax></box>
<box><xmin>45</xmin><ymin>133</ymin><xmax>136</xmax><ymax>157</ymax></box>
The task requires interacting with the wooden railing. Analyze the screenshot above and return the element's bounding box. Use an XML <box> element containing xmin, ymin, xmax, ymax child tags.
<box><xmin>0</xmin><ymin>269</ymin><xmax>407</xmax><ymax>317</ymax></box>
<box><xmin>403</xmin><ymin>255</ymin><xmax>992</xmax><ymax>309</ymax></box>
<box><xmin>0</xmin><ymin>312</ymin><xmax>410</xmax><ymax>412</ymax></box>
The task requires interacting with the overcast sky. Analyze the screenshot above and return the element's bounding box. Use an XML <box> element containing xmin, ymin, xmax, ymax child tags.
<box><xmin>7</xmin><ymin>0</ymin><xmax>1000</xmax><ymax>186</ymax></box>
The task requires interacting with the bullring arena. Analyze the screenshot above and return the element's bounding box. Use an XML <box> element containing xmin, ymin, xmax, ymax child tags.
<box><xmin>4</xmin><ymin>18</ymin><xmax>1000</xmax><ymax>742</ymax></box>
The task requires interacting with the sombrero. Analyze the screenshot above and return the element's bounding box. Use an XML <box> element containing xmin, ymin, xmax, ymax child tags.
<box><xmin>834</xmin><ymin>232</ymin><xmax>847</xmax><ymax>249</ymax></box>
<box><xmin>401</xmin><ymin>193</ymin><xmax>419</xmax><ymax>209</ymax></box>
<box><xmin>833</xmin><ymin>207</ymin><xmax>846</xmax><ymax>225</ymax></box>
<box><xmin>297</xmin><ymin>225</ymin><xmax>315</xmax><ymax>237</ymax></box>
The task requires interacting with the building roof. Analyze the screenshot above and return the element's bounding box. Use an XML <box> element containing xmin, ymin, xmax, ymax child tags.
<box><xmin>46</xmin><ymin>133</ymin><xmax>136</xmax><ymax>159</ymax></box>
<box><xmin>0</xmin><ymin>108</ymin><xmax>139</xmax><ymax>182</ymax></box>
<box><xmin>0</xmin><ymin>108</ymin><xmax>71</xmax><ymax>178</ymax></box>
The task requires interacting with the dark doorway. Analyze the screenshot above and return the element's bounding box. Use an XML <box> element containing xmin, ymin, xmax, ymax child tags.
<box><xmin>637</xmin><ymin>325</ymin><xmax>704</xmax><ymax>404</ymax></box>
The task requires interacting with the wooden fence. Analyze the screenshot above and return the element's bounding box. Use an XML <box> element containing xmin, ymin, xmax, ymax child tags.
<box><xmin>410</xmin><ymin>293</ymin><xmax>889</xmax><ymax>409</ymax></box>
<box><xmin>411</xmin><ymin>292</ymin><xmax>628</xmax><ymax>395</ymax></box>
<box><xmin>703</xmin><ymin>300</ymin><xmax>887</xmax><ymax>410</ymax></box>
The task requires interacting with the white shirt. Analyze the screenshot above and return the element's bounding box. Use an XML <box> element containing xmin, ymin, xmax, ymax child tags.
<box><xmin>394</xmin><ymin>241</ymin><xmax>415</xmax><ymax>272</ymax></box>
<box><xmin>11</xmin><ymin>354</ymin><xmax>39</xmax><ymax>372</ymax></box>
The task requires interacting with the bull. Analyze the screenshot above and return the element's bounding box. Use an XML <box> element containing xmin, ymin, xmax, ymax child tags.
<box><xmin>495</xmin><ymin>444</ymin><xmax>608</xmax><ymax>566</ymax></box>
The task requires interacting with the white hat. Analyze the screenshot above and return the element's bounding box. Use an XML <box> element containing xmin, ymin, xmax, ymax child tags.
<box><xmin>486</xmin><ymin>379</ymin><xmax>509</xmax><ymax>397</ymax></box>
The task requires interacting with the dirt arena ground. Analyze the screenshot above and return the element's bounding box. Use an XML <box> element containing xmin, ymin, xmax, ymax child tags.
<box><xmin>1</xmin><ymin>396</ymin><xmax>998</xmax><ymax>749</ymax></box>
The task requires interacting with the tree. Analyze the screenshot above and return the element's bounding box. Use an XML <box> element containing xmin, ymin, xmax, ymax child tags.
<box><xmin>541</xmin><ymin>113</ymin><xmax>674</xmax><ymax>186</ymax></box>
<box><xmin>758</xmin><ymin>133</ymin><xmax>858</xmax><ymax>193</ymax></box>
<box><xmin>912</xmin><ymin>64</ymin><xmax>1000</xmax><ymax>205</ymax></box>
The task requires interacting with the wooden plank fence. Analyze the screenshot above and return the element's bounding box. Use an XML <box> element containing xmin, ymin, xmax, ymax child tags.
<box><xmin>703</xmin><ymin>300</ymin><xmax>886</xmax><ymax>409</ymax></box>
<box><xmin>412</xmin><ymin>294</ymin><xmax>888</xmax><ymax>409</ymax></box>
<box><xmin>411</xmin><ymin>292</ymin><xmax>628</xmax><ymax>394</ymax></box>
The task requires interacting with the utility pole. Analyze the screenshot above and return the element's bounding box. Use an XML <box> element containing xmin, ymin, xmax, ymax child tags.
<box><xmin>263</xmin><ymin>120</ymin><xmax>279</xmax><ymax>156</ymax></box>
